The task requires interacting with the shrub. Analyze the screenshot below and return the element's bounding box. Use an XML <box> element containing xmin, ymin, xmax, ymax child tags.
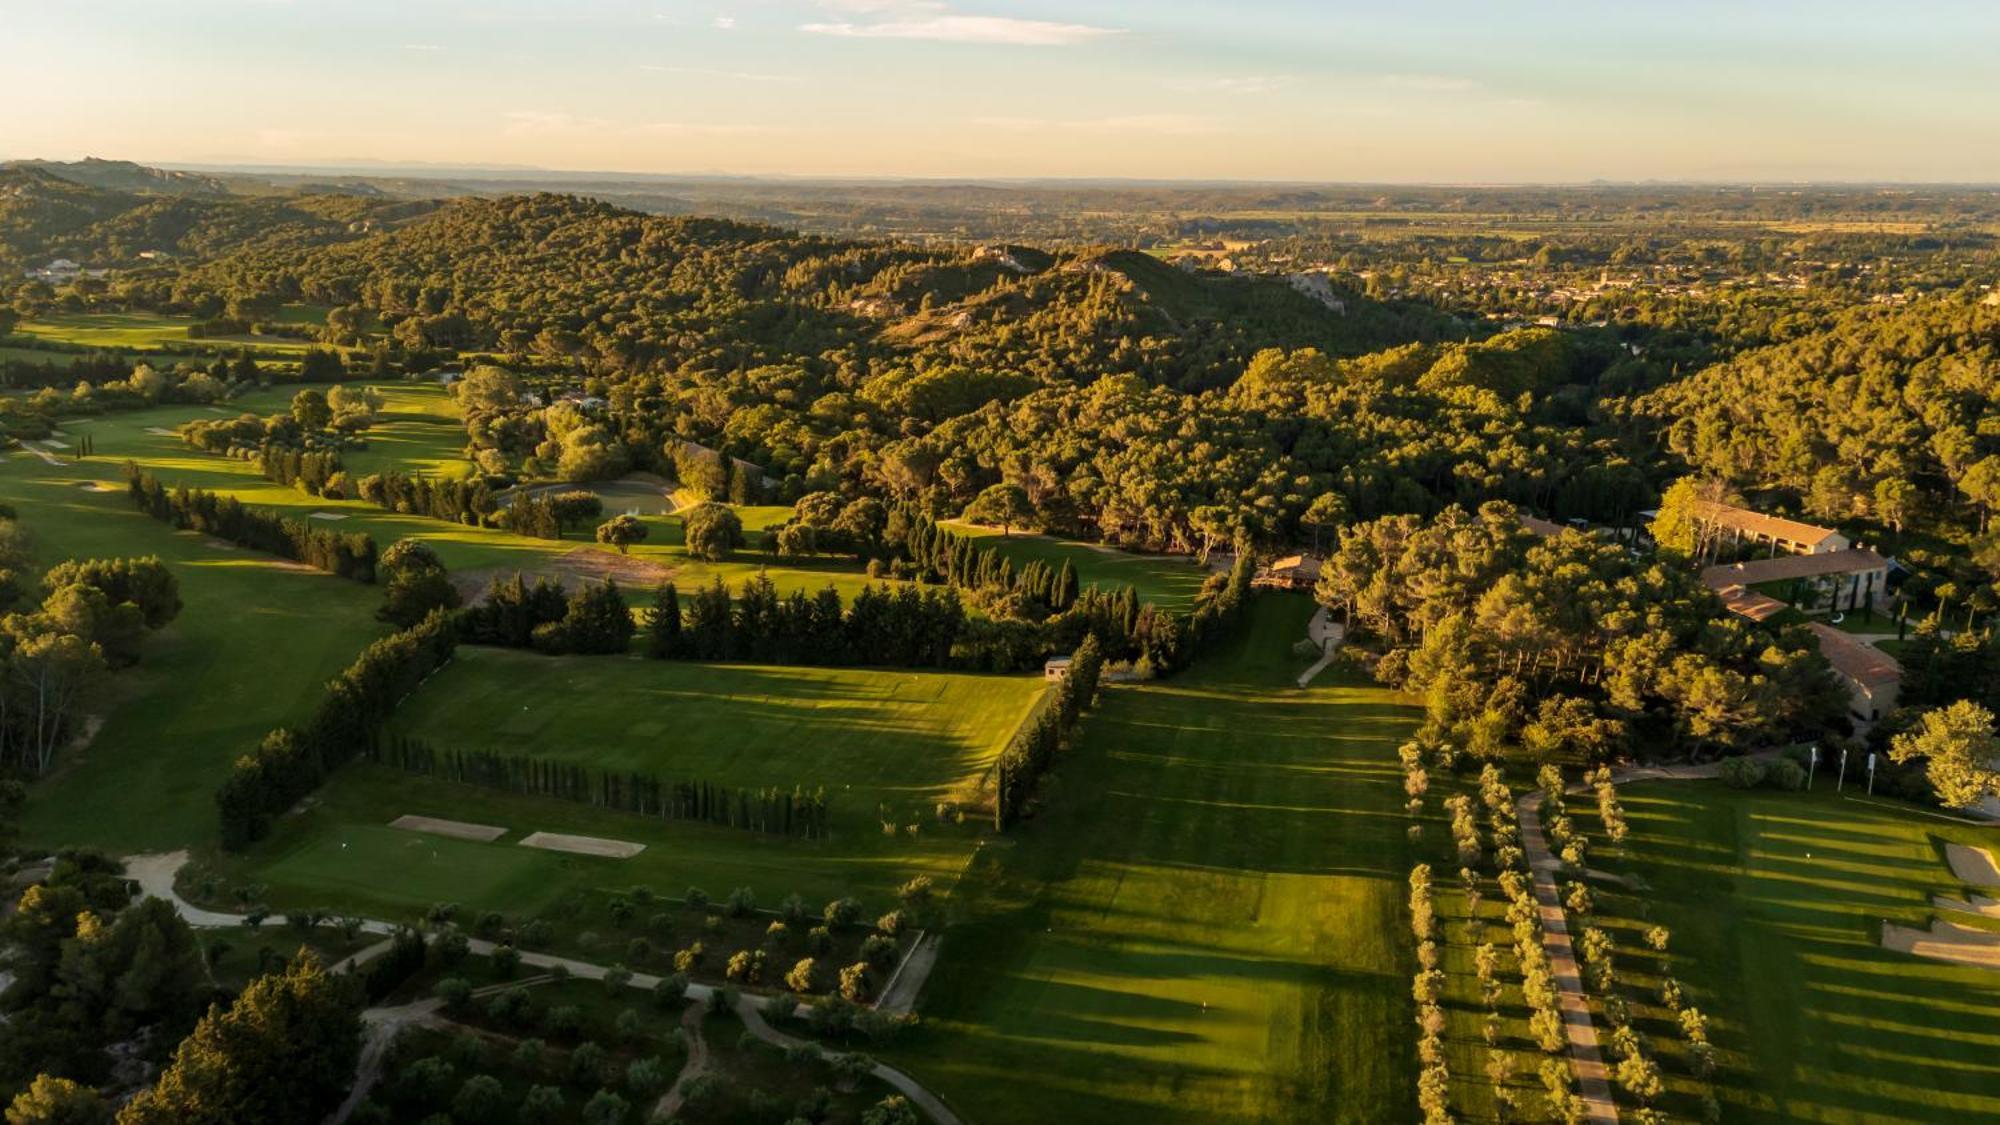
<box><xmin>1769</xmin><ymin>757</ymin><xmax>1807</xmax><ymax>791</ymax></box>
<box><xmin>785</xmin><ymin>958</ymin><xmax>822</xmax><ymax>993</ymax></box>
<box><xmin>875</xmin><ymin>909</ymin><xmax>909</xmax><ymax>937</ymax></box>
<box><xmin>453</xmin><ymin>1075</ymin><xmax>506</xmax><ymax>1122</ymax></box>
<box><xmin>433</xmin><ymin>976</ymin><xmax>472</xmax><ymax>1013</ymax></box>
<box><xmin>568</xmin><ymin>1041</ymin><xmax>607</xmax><ymax>1086</ymax></box>
<box><xmin>491</xmin><ymin>944</ymin><xmax>522</xmax><ymax>980</ymax></box>
<box><xmin>545</xmin><ymin>1005</ymin><xmax>583</xmax><ymax>1038</ymax></box>
<box><xmin>726</xmin><ymin>886</ymin><xmax>757</xmax><ymax>918</ymax></box>
<box><xmin>1720</xmin><ymin>757</ymin><xmax>1768</xmax><ymax>789</ymax></box>
<box><xmin>806</xmin><ymin>926</ymin><xmax>833</xmax><ymax>956</ymax></box>
<box><xmin>581</xmin><ymin>1088</ymin><xmax>630</xmax><ymax>1125</ymax></box>
<box><xmin>654</xmin><ymin>972</ymin><xmax>689</xmax><ymax>1008</ymax></box>
<box><xmin>824</xmin><ymin>898</ymin><xmax>861</xmax><ymax>928</ymax></box>
<box><xmin>685</xmin><ymin>887</ymin><xmax>709</xmax><ymax>908</ymax></box>
<box><xmin>860</xmin><ymin>934</ymin><xmax>899</xmax><ymax>967</ymax></box>
<box><xmin>626</xmin><ymin>1056</ymin><xmax>666</xmax><ymax>1097</ymax></box>
<box><xmin>674</xmin><ymin>943</ymin><xmax>705</xmax><ymax>972</ymax></box>
<box><xmin>839</xmin><ymin>961</ymin><xmax>872</xmax><ymax>1003</ymax></box>
<box><xmin>519</xmin><ymin>1085</ymin><xmax>564</xmax><ymax>1124</ymax></box>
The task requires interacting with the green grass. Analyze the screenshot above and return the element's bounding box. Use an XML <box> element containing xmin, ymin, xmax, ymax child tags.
<box><xmin>12</xmin><ymin>309</ymin><xmax>322</xmax><ymax>355</ymax></box>
<box><xmin>885</xmin><ymin>595</ymin><xmax>1421</xmax><ymax>1123</ymax></box>
<box><xmin>941</xmin><ymin>521</ymin><xmax>1208</xmax><ymax>610</ymax></box>
<box><xmin>3</xmin><ymin>439</ymin><xmax>387</xmax><ymax>853</ymax></box>
<box><xmin>1595</xmin><ymin>782</ymin><xmax>2000</xmax><ymax>1122</ymax></box>
<box><xmin>209</xmin><ymin>647</ymin><xmax>1047</xmax><ymax>924</ymax></box>
<box><xmin>47</xmin><ymin>387</ymin><xmax>903</xmax><ymax>601</ymax></box>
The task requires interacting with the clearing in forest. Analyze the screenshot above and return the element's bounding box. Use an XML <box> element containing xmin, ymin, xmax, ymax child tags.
<box><xmin>892</xmin><ymin>595</ymin><xmax>1422</xmax><ymax>1124</ymax></box>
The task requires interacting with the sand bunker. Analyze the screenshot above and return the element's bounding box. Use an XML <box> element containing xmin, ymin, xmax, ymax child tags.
<box><xmin>1934</xmin><ymin>893</ymin><xmax>2000</xmax><ymax>920</ymax></box>
<box><xmin>1947</xmin><ymin>844</ymin><xmax>2000</xmax><ymax>888</ymax></box>
<box><xmin>452</xmin><ymin>548</ymin><xmax>676</xmax><ymax>604</ymax></box>
<box><xmin>1884</xmin><ymin>919</ymin><xmax>2000</xmax><ymax>969</ymax></box>
<box><xmin>390</xmin><ymin>814</ymin><xmax>507</xmax><ymax>843</ymax></box>
<box><xmin>145</xmin><ymin>427</ymin><xmax>179</xmax><ymax>436</ymax></box>
<box><xmin>308</xmin><ymin>511</ymin><xmax>349</xmax><ymax>521</ymax></box>
<box><xmin>75</xmin><ymin>481</ymin><xmax>117</xmax><ymax>492</ymax></box>
<box><xmin>518</xmin><ymin>831</ymin><xmax>645</xmax><ymax>859</ymax></box>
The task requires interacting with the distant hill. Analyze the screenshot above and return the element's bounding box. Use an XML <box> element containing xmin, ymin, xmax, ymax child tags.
<box><xmin>7</xmin><ymin>157</ymin><xmax>232</xmax><ymax>197</ymax></box>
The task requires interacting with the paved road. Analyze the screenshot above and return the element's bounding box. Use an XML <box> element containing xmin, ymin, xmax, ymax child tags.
<box><xmin>127</xmin><ymin>852</ymin><xmax>967</xmax><ymax>1125</ymax></box>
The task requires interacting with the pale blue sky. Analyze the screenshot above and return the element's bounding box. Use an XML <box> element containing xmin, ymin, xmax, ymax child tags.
<box><xmin>7</xmin><ymin>1</ymin><xmax>1997</xmax><ymax>180</ymax></box>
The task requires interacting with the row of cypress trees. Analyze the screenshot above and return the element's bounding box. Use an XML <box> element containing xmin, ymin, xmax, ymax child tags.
<box><xmin>993</xmin><ymin>634</ymin><xmax>1105</xmax><ymax>828</ymax></box>
<box><xmin>217</xmin><ymin>610</ymin><xmax>459</xmax><ymax>848</ymax></box>
<box><xmin>369</xmin><ymin>734</ymin><xmax>830</xmax><ymax>839</ymax></box>
<box><xmin>124</xmin><ymin>462</ymin><xmax>377</xmax><ymax>581</ymax></box>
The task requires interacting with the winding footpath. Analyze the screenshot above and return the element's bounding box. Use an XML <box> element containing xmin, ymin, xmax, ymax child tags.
<box><xmin>125</xmin><ymin>852</ymin><xmax>965</xmax><ymax>1125</ymax></box>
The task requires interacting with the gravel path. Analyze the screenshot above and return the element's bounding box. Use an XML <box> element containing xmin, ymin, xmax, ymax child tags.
<box><xmin>652</xmin><ymin>999</ymin><xmax>713</xmax><ymax>1119</ymax></box>
<box><xmin>1516</xmin><ymin>794</ymin><xmax>1619</xmax><ymax>1124</ymax></box>
<box><xmin>126</xmin><ymin>852</ymin><xmax>965</xmax><ymax>1125</ymax></box>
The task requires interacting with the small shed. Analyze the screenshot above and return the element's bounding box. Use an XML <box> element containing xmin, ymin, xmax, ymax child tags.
<box><xmin>1044</xmin><ymin>657</ymin><xmax>1073</xmax><ymax>682</ymax></box>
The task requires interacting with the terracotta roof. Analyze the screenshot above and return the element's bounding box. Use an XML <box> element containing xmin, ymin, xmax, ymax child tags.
<box><xmin>1699</xmin><ymin>548</ymin><xmax>1888</xmax><ymax>590</ymax></box>
<box><xmin>1264</xmin><ymin>555</ymin><xmax>1322</xmax><ymax>577</ymax></box>
<box><xmin>1714</xmin><ymin>584</ymin><xmax>1790</xmax><ymax>622</ymax></box>
<box><xmin>1520</xmin><ymin>515</ymin><xmax>1565</xmax><ymax>538</ymax></box>
<box><xmin>1807</xmin><ymin>623</ymin><xmax>1902</xmax><ymax>688</ymax></box>
<box><xmin>1692</xmin><ymin>500</ymin><xmax>1843</xmax><ymax>547</ymax></box>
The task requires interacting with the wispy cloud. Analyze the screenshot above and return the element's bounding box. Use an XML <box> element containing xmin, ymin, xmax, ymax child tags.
<box><xmin>639</xmin><ymin>121</ymin><xmax>774</xmax><ymax>136</ymax></box>
<box><xmin>503</xmin><ymin>111</ymin><xmax>776</xmax><ymax>138</ymax></box>
<box><xmin>641</xmin><ymin>64</ymin><xmax>802</xmax><ymax>84</ymax></box>
<box><xmin>1166</xmin><ymin>74</ymin><xmax>1292</xmax><ymax>95</ymax></box>
<box><xmin>802</xmin><ymin>1</ymin><xmax>1119</xmax><ymax>46</ymax></box>
<box><xmin>712</xmin><ymin>15</ymin><xmax>736</xmax><ymax>30</ymax></box>
<box><xmin>397</xmin><ymin>43</ymin><xmax>445</xmax><ymax>52</ymax></box>
<box><xmin>1378</xmin><ymin>73</ymin><xmax>1480</xmax><ymax>93</ymax></box>
<box><xmin>973</xmin><ymin>113</ymin><xmax>1222</xmax><ymax>135</ymax></box>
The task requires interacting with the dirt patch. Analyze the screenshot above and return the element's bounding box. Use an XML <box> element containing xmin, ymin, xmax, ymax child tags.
<box><xmin>390</xmin><ymin>814</ymin><xmax>507</xmax><ymax>843</ymax></box>
<box><xmin>145</xmin><ymin>427</ymin><xmax>179</xmax><ymax>437</ymax></box>
<box><xmin>1947</xmin><ymin>843</ymin><xmax>2000</xmax><ymax>888</ymax></box>
<box><xmin>75</xmin><ymin>481</ymin><xmax>117</xmax><ymax>492</ymax></box>
<box><xmin>1884</xmin><ymin>919</ymin><xmax>2000</xmax><ymax>968</ymax></box>
<box><xmin>452</xmin><ymin>548</ymin><xmax>677</xmax><ymax>604</ymax></box>
<box><xmin>518</xmin><ymin>831</ymin><xmax>645</xmax><ymax>859</ymax></box>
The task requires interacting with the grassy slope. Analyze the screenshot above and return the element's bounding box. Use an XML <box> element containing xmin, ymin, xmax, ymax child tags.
<box><xmin>47</xmin><ymin>385</ymin><xmax>900</xmax><ymax>599</ymax></box>
<box><xmin>3</xmin><ymin>448</ymin><xmax>385</xmax><ymax>853</ymax></box>
<box><xmin>1608</xmin><ymin>783</ymin><xmax>2000</xmax><ymax>1123</ymax></box>
<box><xmin>941</xmin><ymin>521</ymin><xmax>1208</xmax><ymax>611</ymax></box>
<box><xmin>12</xmin><ymin>309</ymin><xmax>321</xmax><ymax>355</ymax></box>
<box><xmin>213</xmin><ymin>648</ymin><xmax>1046</xmax><ymax>923</ymax></box>
<box><xmin>890</xmin><ymin>595</ymin><xmax>1421</xmax><ymax>1124</ymax></box>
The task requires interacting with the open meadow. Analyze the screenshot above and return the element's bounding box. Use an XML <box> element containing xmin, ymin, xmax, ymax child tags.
<box><xmin>1593</xmin><ymin>782</ymin><xmax>2000</xmax><ymax>1122</ymax></box>
<box><xmin>9</xmin><ymin>308</ymin><xmax>325</xmax><ymax>356</ymax></box>
<box><xmin>21</xmin><ymin>385</ymin><xmax>913</xmax><ymax>599</ymax></box>
<box><xmin>941</xmin><ymin>521</ymin><xmax>1208</xmax><ymax>611</ymax></box>
<box><xmin>886</xmin><ymin>595</ymin><xmax>1423</xmax><ymax>1124</ymax></box>
<box><xmin>201</xmin><ymin>646</ymin><xmax>1048</xmax><ymax>927</ymax></box>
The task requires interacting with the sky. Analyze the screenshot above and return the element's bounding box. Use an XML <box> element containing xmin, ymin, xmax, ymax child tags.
<box><xmin>7</xmin><ymin>0</ymin><xmax>2000</xmax><ymax>182</ymax></box>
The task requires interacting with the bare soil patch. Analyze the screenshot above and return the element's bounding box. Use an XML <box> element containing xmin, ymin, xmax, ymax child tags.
<box><xmin>518</xmin><ymin>831</ymin><xmax>645</xmax><ymax>859</ymax></box>
<box><xmin>389</xmin><ymin>814</ymin><xmax>508</xmax><ymax>843</ymax></box>
<box><xmin>1947</xmin><ymin>843</ymin><xmax>2000</xmax><ymax>888</ymax></box>
<box><xmin>452</xmin><ymin>547</ymin><xmax>676</xmax><ymax>604</ymax></box>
